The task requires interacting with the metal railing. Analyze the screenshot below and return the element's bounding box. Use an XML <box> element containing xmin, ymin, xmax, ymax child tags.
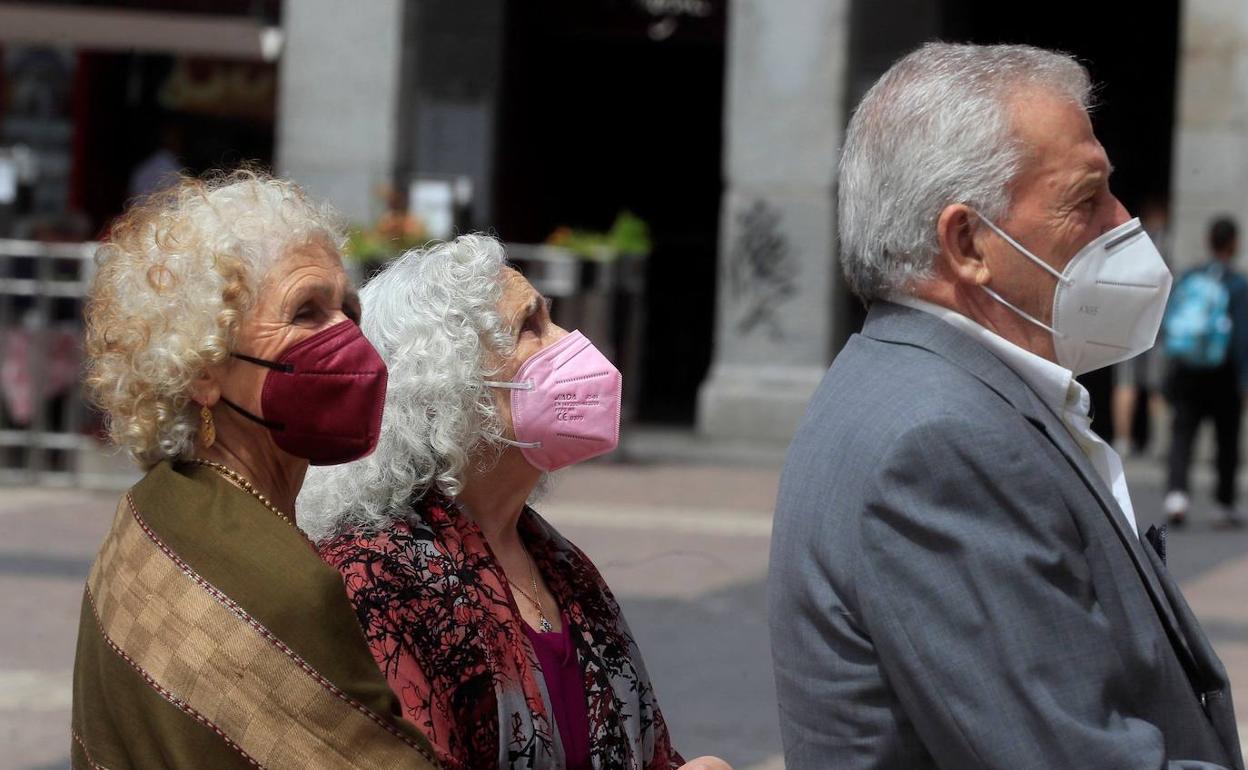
<box><xmin>0</xmin><ymin>239</ymin><xmax>650</xmax><ymax>487</ymax></box>
<box><xmin>0</xmin><ymin>239</ymin><xmax>135</xmax><ymax>488</ymax></box>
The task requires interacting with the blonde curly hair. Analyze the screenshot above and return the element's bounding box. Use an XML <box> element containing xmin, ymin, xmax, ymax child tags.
<box><xmin>84</xmin><ymin>169</ymin><xmax>345</xmax><ymax>468</ymax></box>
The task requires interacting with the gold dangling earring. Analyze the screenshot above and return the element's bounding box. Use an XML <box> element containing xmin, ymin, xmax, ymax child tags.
<box><xmin>199</xmin><ymin>404</ymin><xmax>215</xmax><ymax>449</ymax></box>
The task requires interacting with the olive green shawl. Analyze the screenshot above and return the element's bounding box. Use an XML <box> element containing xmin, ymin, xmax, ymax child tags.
<box><xmin>71</xmin><ymin>461</ymin><xmax>438</xmax><ymax>769</ymax></box>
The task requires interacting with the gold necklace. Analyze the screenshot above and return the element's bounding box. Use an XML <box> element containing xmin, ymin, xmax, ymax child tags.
<box><xmin>190</xmin><ymin>459</ymin><xmax>296</xmax><ymax>528</ymax></box>
<box><xmin>506</xmin><ymin>551</ymin><xmax>553</xmax><ymax>632</ymax></box>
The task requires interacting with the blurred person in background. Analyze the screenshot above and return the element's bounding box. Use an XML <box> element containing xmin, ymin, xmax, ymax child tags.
<box><xmin>1161</xmin><ymin>215</ymin><xmax>1248</xmax><ymax>527</ymax></box>
<box><xmin>127</xmin><ymin>119</ymin><xmax>185</xmax><ymax>199</ymax></box>
<box><xmin>1112</xmin><ymin>196</ymin><xmax>1171</xmax><ymax>456</ymax></box>
<box><xmin>298</xmin><ymin>235</ymin><xmax>730</xmax><ymax>770</ymax></box>
<box><xmin>73</xmin><ymin>171</ymin><xmax>437</xmax><ymax>770</ymax></box>
<box><xmin>770</xmin><ymin>43</ymin><xmax>1242</xmax><ymax>770</ymax></box>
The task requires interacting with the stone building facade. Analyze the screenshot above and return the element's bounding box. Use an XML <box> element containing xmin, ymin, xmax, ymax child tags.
<box><xmin>274</xmin><ymin>0</ymin><xmax>1245</xmax><ymax>443</ymax></box>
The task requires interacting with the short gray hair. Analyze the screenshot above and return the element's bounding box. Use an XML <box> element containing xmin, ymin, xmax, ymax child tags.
<box><xmin>297</xmin><ymin>234</ymin><xmax>513</xmax><ymax>543</ymax></box>
<box><xmin>838</xmin><ymin>42</ymin><xmax>1091</xmax><ymax>301</ymax></box>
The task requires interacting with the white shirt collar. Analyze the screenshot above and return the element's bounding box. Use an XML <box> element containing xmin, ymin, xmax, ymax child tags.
<box><xmin>888</xmin><ymin>295</ymin><xmax>1077</xmax><ymax>416</ymax></box>
<box><xmin>887</xmin><ymin>295</ymin><xmax>1138</xmax><ymax>536</ymax></box>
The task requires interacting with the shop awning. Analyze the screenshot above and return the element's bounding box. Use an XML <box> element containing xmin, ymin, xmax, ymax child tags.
<box><xmin>0</xmin><ymin>2</ymin><xmax>282</xmax><ymax>61</ymax></box>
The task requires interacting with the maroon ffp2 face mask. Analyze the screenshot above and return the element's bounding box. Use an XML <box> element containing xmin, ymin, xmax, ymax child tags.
<box><xmin>221</xmin><ymin>320</ymin><xmax>388</xmax><ymax>465</ymax></box>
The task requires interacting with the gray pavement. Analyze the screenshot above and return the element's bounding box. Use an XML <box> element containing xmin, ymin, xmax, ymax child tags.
<box><xmin>1</xmin><ymin>453</ymin><xmax>1246</xmax><ymax>769</ymax></box>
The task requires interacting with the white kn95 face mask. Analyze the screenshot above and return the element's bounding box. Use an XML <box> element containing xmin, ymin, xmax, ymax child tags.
<box><xmin>975</xmin><ymin>213</ymin><xmax>1173</xmax><ymax>375</ymax></box>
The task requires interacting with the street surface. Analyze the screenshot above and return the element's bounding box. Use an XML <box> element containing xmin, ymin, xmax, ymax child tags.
<box><xmin>1</xmin><ymin>452</ymin><xmax>1246</xmax><ymax>769</ymax></box>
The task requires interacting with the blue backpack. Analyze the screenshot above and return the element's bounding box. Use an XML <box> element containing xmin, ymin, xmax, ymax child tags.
<box><xmin>1163</xmin><ymin>264</ymin><xmax>1232</xmax><ymax>368</ymax></box>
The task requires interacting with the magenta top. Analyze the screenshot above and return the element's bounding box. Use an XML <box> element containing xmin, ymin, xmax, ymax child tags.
<box><xmin>523</xmin><ymin>617</ymin><xmax>592</xmax><ymax>770</ymax></box>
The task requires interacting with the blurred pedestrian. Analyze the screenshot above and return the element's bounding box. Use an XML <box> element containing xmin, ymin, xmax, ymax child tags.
<box><xmin>127</xmin><ymin>120</ymin><xmax>184</xmax><ymax>198</ymax></box>
<box><xmin>1112</xmin><ymin>197</ymin><xmax>1171</xmax><ymax>456</ymax></box>
<box><xmin>298</xmin><ymin>236</ymin><xmax>730</xmax><ymax>770</ymax></box>
<box><xmin>769</xmin><ymin>43</ymin><xmax>1242</xmax><ymax>770</ymax></box>
<box><xmin>1162</xmin><ymin>215</ymin><xmax>1248</xmax><ymax>527</ymax></box>
<box><xmin>73</xmin><ymin>171</ymin><xmax>436</xmax><ymax>769</ymax></box>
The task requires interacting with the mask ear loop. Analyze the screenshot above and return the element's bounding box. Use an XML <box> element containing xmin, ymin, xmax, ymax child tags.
<box><xmin>482</xmin><ymin>380</ymin><xmax>542</xmax><ymax>448</ymax></box>
<box><xmin>971</xmin><ymin>209</ymin><xmax>1071</xmax><ymax>340</ymax></box>
<box><xmin>483</xmin><ymin>380</ymin><xmax>534</xmax><ymax>390</ymax></box>
<box><xmin>494</xmin><ymin>435</ymin><xmax>542</xmax><ymax>449</ymax></box>
<box><xmin>231</xmin><ymin>351</ymin><xmax>295</xmax><ymax>373</ymax></box>
<box><xmin>219</xmin><ymin>352</ymin><xmax>292</xmax><ymax>430</ymax></box>
<box><xmin>972</xmin><ymin>210</ymin><xmax>1073</xmax><ymax>286</ymax></box>
<box><xmin>218</xmin><ymin>396</ymin><xmax>286</xmax><ymax>430</ymax></box>
<box><xmin>980</xmin><ymin>286</ymin><xmax>1067</xmax><ymax>340</ymax></box>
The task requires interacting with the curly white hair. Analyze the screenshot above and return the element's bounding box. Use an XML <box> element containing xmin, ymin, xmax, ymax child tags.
<box><xmin>296</xmin><ymin>234</ymin><xmax>513</xmax><ymax>543</ymax></box>
<box><xmin>84</xmin><ymin>170</ymin><xmax>344</xmax><ymax>468</ymax></box>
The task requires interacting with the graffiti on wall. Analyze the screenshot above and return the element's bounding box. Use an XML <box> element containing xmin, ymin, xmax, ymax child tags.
<box><xmin>729</xmin><ymin>199</ymin><xmax>797</xmax><ymax>340</ymax></box>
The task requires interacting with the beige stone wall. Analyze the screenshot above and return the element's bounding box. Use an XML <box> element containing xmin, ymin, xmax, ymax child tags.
<box><xmin>1170</xmin><ymin>0</ymin><xmax>1248</xmax><ymax>270</ymax></box>
<box><xmin>275</xmin><ymin>0</ymin><xmax>406</xmax><ymax>224</ymax></box>
<box><xmin>696</xmin><ymin>0</ymin><xmax>851</xmax><ymax>442</ymax></box>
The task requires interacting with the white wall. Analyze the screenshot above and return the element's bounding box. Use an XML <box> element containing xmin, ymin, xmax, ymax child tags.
<box><xmin>1171</xmin><ymin>0</ymin><xmax>1248</xmax><ymax>269</ymax></box>
<box><xmin>696</xmin><ymin>0</ymin><xmax>851</xmax><ymax>442</ymax></box>
<box><xmin>276</xmin><ymin>0</ymin><xmax>406</xmax><ymax>225</ymax></box>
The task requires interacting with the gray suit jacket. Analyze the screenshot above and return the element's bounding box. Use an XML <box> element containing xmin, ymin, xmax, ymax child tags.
<box><xmin>770</xmin><ymin>302</ymin><xmax>1244</xmax><ymax>770</ymax></box>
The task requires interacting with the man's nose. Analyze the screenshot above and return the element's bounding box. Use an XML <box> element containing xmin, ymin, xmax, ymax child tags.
<box><xmin>1104</xmin><ymin>196</ymin><xmax>1131</xmax><ymax>232</ymax></box>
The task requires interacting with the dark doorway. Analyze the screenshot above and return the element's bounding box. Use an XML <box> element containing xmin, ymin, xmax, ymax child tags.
<box><xmin>494</xmin><ymin>0</ymin><xmax>727</xmax><ymax>424</ymax></box>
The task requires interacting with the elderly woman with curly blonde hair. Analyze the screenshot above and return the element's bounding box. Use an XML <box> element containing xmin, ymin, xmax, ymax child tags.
<box><xmin>71</xmin><ymin>171</ymin><xmax>437</xmax><ymax>770</ymax></box>
<box><xmin>298</xmin><ymin>235</ymin><xmax>731</xmax><ymax>770</ymax></box>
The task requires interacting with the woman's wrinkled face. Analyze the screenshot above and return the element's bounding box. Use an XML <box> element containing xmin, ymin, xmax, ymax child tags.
<box><xmin>219</xmin><ymin>237</ymin><xmax>360</xmax><ymax>415</ymax></box>
<box><xmin>490</xmin><ymin>267</ymin><xmax>567</xmax><ymax>441</ymax></box>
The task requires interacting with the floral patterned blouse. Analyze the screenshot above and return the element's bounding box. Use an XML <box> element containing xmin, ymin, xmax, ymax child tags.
<box><xmin>319</xmin><ymin>493</ymin><xmax>685</xmax><ymax>770</ymax></box>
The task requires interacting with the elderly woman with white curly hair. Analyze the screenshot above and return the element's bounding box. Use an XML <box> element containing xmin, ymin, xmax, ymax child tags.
<box><xmin>298</xmin><ymin>235</ymin><xmax>730</xmax><ymax>770</ymax></box>
<box><xmin>71</xmin><ymin>170</ymin><xmax>437</xmax><ymax>770</ymax></box>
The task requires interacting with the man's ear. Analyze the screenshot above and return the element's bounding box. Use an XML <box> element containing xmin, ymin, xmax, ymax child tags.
<box><xmin>189</xmin><ymin>366</ymin><xmax>222</xmax><ymax>408</ymax></box>
<box><xmin>936</xmin><ymin>204</ymin><xmax>992</xmax><ymax>287</ymax></box>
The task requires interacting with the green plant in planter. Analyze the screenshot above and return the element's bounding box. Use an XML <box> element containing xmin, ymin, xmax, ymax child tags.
<box><xmin>547</xmin><ymin>211</ymin><xmax>652</xmax><ymax>262</ymax></box>
<box><xmin>343</xmin><ymin>208</ymin><xmax>433</xmax><ymax>282</ymax></box>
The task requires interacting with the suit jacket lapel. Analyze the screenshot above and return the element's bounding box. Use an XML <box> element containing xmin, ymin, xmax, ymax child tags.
<box><xmin>1020</xmin><ymin>401</ymin><xmax>1205</xmax><ymax>682</ymax></box>
<box><xmin>861</xmin><ymin>302</ymin><xmax>1202</xmax><ymax>680</ymax></box>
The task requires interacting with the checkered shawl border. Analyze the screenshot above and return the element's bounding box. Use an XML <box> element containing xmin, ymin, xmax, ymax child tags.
<box><xmin>71</xmin><ymin>728</ymin><xmax>115</xmax><ymax>770</ymax></box>
<box><xmin>84</xmin><ymin>495</ymin><xmax>438</xmax><ymax>770</ymax></box>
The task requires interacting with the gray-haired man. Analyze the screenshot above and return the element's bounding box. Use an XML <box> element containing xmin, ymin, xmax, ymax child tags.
<box><xmin>769</xmin><ymin>43</ymin><xmax>1243</xmax><ymax>770</ymax></box>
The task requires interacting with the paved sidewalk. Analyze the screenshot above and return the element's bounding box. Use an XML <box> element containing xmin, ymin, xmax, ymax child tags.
<box><xmin>1</xmin><ymin>455</ymin><xmax>1245</xmax><ymax>769</ymax></box>
<box><xmin>1180</xmin><ymin>553</ymin><xmax>1248</xmax><ymax>766</ymax></box>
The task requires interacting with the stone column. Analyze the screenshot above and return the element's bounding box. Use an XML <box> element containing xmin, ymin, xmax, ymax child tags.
<box><xmin>275</xmin><ymin>0</ymin><xmax>406</xmax><ymax>224</ymax></box>
<box><xmin>1170</xmin><ymin>0</ymin><xmax>1248</xmax><ymax>271</ymax></box>
<box><xmin>696</xmin><ymin>0</ymin><xmax>851</xmax><ymax>443</ymax></box>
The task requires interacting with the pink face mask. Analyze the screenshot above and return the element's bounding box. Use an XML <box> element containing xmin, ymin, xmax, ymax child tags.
<box><xmin>485</xmin><ymin>331</ymin><xmax>622</xmax><ymax>472</ymax></box>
